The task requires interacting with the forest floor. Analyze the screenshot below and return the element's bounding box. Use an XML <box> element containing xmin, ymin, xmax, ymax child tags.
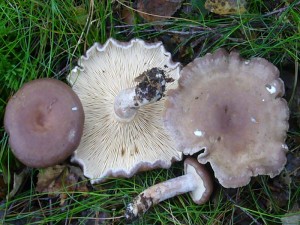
<box><xmin>0</xmin><ymin>0</ymin><xmax>300</xmax><ymax>224</ymax></box>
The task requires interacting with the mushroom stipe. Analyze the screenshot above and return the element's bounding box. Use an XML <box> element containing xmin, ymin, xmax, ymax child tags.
<box><xmin>125</xmin><ymin>158</ymin><xmax>213</xmax><ymax>221</ymax></box>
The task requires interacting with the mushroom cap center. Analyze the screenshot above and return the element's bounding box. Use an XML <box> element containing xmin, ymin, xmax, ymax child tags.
<box><xmin>170</xmin><ymin>74</ymin><xmax>268</xmax><ymax>155</ymax></box>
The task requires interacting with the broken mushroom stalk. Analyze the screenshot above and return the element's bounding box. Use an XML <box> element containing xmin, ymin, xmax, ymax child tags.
<box><xmin>114</xmin><ymin>67</ymin><xmax>172</xmax><ymax>122</ymax></box>
<box><xmin>125</xmin><ymin>158</ymin><xmax>213</xmax><ymax>221</ymax></box>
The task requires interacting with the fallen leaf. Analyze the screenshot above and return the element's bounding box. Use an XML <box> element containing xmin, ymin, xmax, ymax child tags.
<box><xmin>7</xmin><ymin>169</ymin><xmax>30</xmax><ymax>199</ymax></box>
<box><xmin>36</xmin><ymin>165</ymin><xmax>89</xmax><ymax>198</ymax></box>
<box><xmin>205</xmin><ymin>0</ymin><xmax>247</xmax><ymax>15</ymax></box>
<box><xmin>121</xmin><ymin>7</ymin><xmax>135</xmax><ymax>25</ymax></box>
<box><xmin>73</xmin><ymin>5</ymin><xmax>88</xmax><ymax>25</ymax></box>
<box><xmin>137</xmin><ymin>0</ymin><xmax>184</xmax><ymax>22</ymax></box>
<box><xmin>36</xmin><ymin>165</ymin><xmax>65</xmax><ymax>193</ymax></box>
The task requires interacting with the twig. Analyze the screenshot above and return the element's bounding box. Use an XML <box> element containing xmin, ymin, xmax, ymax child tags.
<box><xmin>70</xmin><ymin>215</ymin><xmax>125</xmax><ymax>220</ymax></box>
<box><xmin>112</xmin><ymin>22</ymin><xmax>213</xmax><ymax>31</ymax></box>
<box><xmin>262</xmin><ymin>1</ymin><xmax>300</xmax><ymax>17</ymax></box>
<box><xmin>288</xmin><ymin>51</ymin><xmax>299</xmax><ymax>106</ymax></box>
<box><xmin>115</xmin><ymin>28</ymin><xmax>205</xmax><ymax>35</ymax></box>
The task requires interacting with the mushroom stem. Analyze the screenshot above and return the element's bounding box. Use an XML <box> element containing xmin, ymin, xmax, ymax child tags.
<box><xmin>114</xmin><ymin>68</ymin><xmax>168</xmax><ymax>122</ymax></box>
<box><xmin>125</xmin><ymin>158</ymin><xmax>213</xmax><ymax>221</ymax></box>
<box><xmin>125</xmin><ymin>172</ymin><xmax>196</xmax><ymax>221</ymax></box>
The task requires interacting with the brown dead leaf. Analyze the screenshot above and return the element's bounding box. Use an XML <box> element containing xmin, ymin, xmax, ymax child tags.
<box><xmin>121</xmin><ymin>7</ymin><xmax>135</xmax><ymax>25</ymax></box>
<box><xmin>7</xmin><ymin>169</ymin><xmax>30</xmax><ymax>199</ymax></box>
<box><xmin>205</xmin><ymin>0</ymin><xmax>247</xmax><ymax>15</ymax></box>
<box><xmin>36</xmin><ymin>165</ymin><xmax>89</xmax><ymax>198</ymax></box>
<box><xmin>36</xmin><ymin>165</ymin><xmax>65</xmax><ymax>193</ymax></box>
<box><xmin>137</xmin><ymin>0</ymin><xmax>183</xmax><ymax>22</ymax></box>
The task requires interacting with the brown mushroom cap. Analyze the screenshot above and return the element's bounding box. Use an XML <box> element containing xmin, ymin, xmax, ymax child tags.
<box><xmin>184</xmin><ymin>158</ymin><xmax>213</xmax><ymax>204</ymax></box>
<box><xmin>4</xmin><ymin>78</ymin><xmax>84</xmax><ymax>168</ymax></box>
<box><xmin>164</xmin><ymin>49</ymin><xmax>289</xmax><ymax>188</ymax></box>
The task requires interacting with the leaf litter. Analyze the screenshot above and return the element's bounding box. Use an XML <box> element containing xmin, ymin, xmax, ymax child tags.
<box><xmin>36</xmin><ymin>165</ymin><xmax>89</xmax><ymax>206</ymax></box>
<box><xmin>137</xmin><ymin>0</ymin><xmax>184</xmax><ymax>22</ymax></box>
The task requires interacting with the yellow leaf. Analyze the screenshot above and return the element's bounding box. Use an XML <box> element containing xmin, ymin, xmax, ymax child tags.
<box><xmin>205</xmin><ymin>0</ymin><xmax>247</xmax><ymax>15</ymax></box>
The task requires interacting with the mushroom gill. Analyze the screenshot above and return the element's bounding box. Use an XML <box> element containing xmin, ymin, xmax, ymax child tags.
<box><xmin>164</xmin><ymin>49</ymin><xmax>289</xmax><ymax>188</ymax></box>
<box><xmin>67</xmin><ymin>38</ymin><xmax>182</xmax><ymax>184</ymax></box>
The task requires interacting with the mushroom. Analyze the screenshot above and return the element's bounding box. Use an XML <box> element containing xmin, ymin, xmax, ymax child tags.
<box><xmin>125</xmin><ymin>157</ymin><xmax>213</xmax><ymax>221</ymax></box>
<box><xmin>4</xmin><ymin>78</ymin><xmax>84</xmax><ymax>168</ymax></box>
<box><xmin>67</xmin><ymin>38</ymin><xmax>182</xmax><ymax>183</ymax></box>
<box><xmin>164</xmin><ymin>49</ymin><xmax>289</xmax><ymax>188</ymax></box>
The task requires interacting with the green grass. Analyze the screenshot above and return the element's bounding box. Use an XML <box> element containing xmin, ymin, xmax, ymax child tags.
<box><xmin>1</xmin><ymin>0</ymin><xmax>300</xmax><ymax>224</ymax></box>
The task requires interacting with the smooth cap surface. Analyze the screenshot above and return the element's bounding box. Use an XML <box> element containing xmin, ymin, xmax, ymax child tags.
<box><xmin>4</xmin><ymin>78</ymin><xmax>84</xmax><ymax>168</ymax></box>
<box><xmin>164</xmin><ymin>49</ymin><xmax>289</xmax><ymax>188</ymax></box>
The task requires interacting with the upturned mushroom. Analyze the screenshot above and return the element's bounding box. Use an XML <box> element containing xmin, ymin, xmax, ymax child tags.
<box><xmin>164</xmin><ymin>49</ymin><xmax>289</xmax><ymax>188</ymax></box>
<box><xmin>4</xmin><ymin>78</ymin><xmax>84</xmax><ymax>168</ymax></box>
<box><xmin>67</xmin><ymin>38</ymin><xmax>182</xmax><ymax>183</ymax></box>
<box><xmin>125</xmin><ymin>157</ymin><xmax>213</xmax><ymax>221</ymax></box>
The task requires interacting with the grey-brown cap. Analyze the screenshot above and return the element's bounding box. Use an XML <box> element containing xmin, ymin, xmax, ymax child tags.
<box><xmin>4</xmin><ymin>78</ymin><xmax>84</xmax><ymax>168</ymax></box>
<box><xmin>164</xmin><ymin>49</ymin><xmax>289</xmax><ymax>188</ymax></box>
